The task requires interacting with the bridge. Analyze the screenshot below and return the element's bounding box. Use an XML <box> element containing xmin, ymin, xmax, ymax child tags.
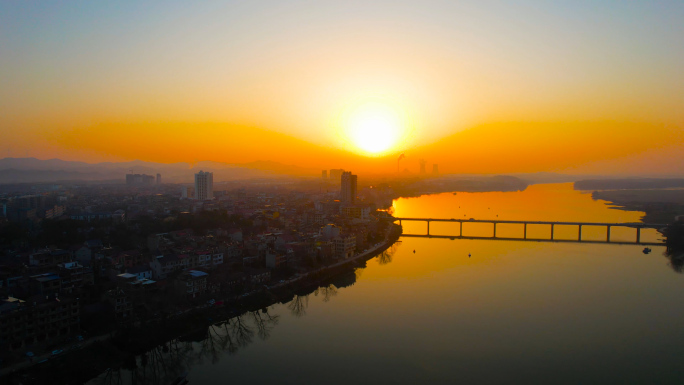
<box><xmin>385</xmin><ymin>217</ymin><xmax>667</xmax><ymax>245</ymax></box>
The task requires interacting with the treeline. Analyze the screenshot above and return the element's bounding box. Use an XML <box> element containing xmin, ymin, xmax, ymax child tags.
<box><xmin>664</xmin><ymin>221</ymin><xmax>684</xmax><ymax>252</ymax></box>
<box><xmin>575</xmin><ymin>178</ymin><xmax>684</xmax><ymax>190</ymax></box>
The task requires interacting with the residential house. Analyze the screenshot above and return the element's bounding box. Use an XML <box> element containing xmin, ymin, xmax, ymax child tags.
<box><xmin>0</xmin><ymin>295</ymin><xmax>80</xmax><ymax>350</ymax></box>
<box><xmin>104</xmin><ymin>288</ymin><xmax>133</xmax><ymax>320</ymax></box>
<box><xmin>149</xmin><ymin>254</ymin><xmax>183</xmax><ymax>280</ymax></box>
<box><xmin>334</xmin><ymin>234</ymin><xmax>356</xmax><ymax>259</ymax></box>
<box><xmin>266</xmin><ymin>250</ymin><xmax>288</xmax><ymax>269</ymax></box>
<box><xmin>127</xmin><ymin>265</ymin><xmax>153</xmax><ymax>280</ymax></box>
<box><xmin>175</xmin><ymin>270</ymin><xmax>209</xmax><ymax>298</ymax></box>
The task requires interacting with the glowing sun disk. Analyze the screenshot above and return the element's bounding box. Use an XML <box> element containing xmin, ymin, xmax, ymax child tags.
<box><xmin>346</xmin><ymin>104</ymin><xmax>403</xmax><ymax>155</ymax></box>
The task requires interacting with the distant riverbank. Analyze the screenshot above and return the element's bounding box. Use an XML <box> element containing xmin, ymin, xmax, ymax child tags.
<box><xmin>591</xmin><ymin>189</ymin><xmax>684</xmax><ymax>223</ymax></box>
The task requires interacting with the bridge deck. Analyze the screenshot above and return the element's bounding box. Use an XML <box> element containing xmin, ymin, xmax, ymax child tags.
<box><xmin>382</xmin><ymin>216</ymin><xmax>666</xmax><ymax>244</ymax></box>
<box><xmin>390</xmin><ymin>217</ymin><xmax>667</xmax><ymax>228</ymax></box>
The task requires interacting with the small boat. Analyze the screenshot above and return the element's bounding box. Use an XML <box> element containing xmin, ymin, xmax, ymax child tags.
<box><xmin>642</xmin><ymin>247</ymin><xmax>652</xmax><ymax>254</ymax></box>
<box><xmin>413</xmin><ymin>250</ymin><xmax>416</xmax><ymax>253</ymax></box>
<box><xmin>468</xmin><ymin>253</ymin><xmax>471</xmax><ymax>258</ymax></box>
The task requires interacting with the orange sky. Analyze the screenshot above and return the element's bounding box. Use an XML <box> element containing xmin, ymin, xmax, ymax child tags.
<box><xmin>2</xmin><ymin>1</ymin><xmax>683</xmax><ymax>175</ymax></box>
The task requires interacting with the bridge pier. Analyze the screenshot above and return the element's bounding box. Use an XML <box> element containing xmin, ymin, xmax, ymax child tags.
<box><xmin>427</xmin><ymin>220</ymin><xmax>430</xmax><ymax>236</ymax></box>
<box><xmin>636</xmin><ymin>227</ymin><xmax>641</xmax><ymax>243</ymax></box>
<box><xmin>550</xmin><ymin>224</ymin><xmax>555</xmax><ymax>240</ymax></box>
<box><xmin>493</xmin><ymin>222</ymin><xmax>497</xmax><ymax>238</ymax></box>
<box><xmin>578</xmin><ymin>225</ymin><xmax>582</xmax><ymax>241</ymax></box>
<box><xmin>460</xmin><ymin>221</ymin><xmax>463</xmax><ymax>237</ymax></box>
<box><xmin>607</xmin><ymin>226</ymin><xmax>611</xmax><ymax>242</ymax></box>
<box><xmin>523</xmin><ymin>223</ymin><xmax>527</xmax><ymax>239</ymax></box>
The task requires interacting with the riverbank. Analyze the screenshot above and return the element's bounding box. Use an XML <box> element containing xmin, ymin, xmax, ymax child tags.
<box><xmin>591</xmin><ymin>189</ymin><xmax>684</xmax><ymax>223</ymax></box>
<box><xmin>1</xmin><ymin>224</ymin><xmax>403</xmax><ymax>384</ymax></box>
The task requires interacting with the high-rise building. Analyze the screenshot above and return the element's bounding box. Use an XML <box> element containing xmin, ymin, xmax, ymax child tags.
<box><xmin>419</xmin><ymin>159</ymin><xmax>427</xmax><ymax>174</ymax></box>
<box><xmin>329</xmin><ymin>169</ymin><xmax>344</xmax><ymax>183</ymax></box>
<box><xmin>433</xmin><ymin>164</ymin><xmax>439</xmax><ymax>175</ymax></box>
<box><xmin>341</xmin><ymin>171</ymin><xmax>357</xmax><ymax>204</ymax></box>
<box><xmin>194</xmin><ymin>171</ymin><xmax>213</xmax><ymax>200</ymax></box>
<box><xmin>322</xmin><ymin>170</ymin><xmax>328</xmax><ymax>179</ymax></box>
<box><xmin>126</xmin><ymin>174</ymin><xmax>155</xmax><ymax>185</ymax></box>
<box><xmin>156</xmin><ymin>173</ymin><xmax>161</xmax><ymax>184</ymax></box>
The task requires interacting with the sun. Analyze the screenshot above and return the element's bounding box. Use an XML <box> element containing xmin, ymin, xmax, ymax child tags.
<box><xmin>341</xmin><ymin>100</ymin><xmax>408</xmax><ymax>156</ymax></box>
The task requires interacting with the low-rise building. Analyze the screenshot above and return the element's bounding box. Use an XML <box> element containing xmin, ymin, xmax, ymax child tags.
<box><xmin>0</xmin><ymin>295</ymin><xmax>80</xmax><ymax>350</ymax></box>
<box><xmin>29</xmin><ymin>249</ymin><xmax>72</xmax><ymax>268</ymax></box>
<box><xmin>127</xmin><ymin>265</ymin><xmax>153</xmax><ymax>280</ymax></box>
<box><xmin>342</xmin><ymin>204</ymin><xmax>371</xmax><ymax>220</ymax></box>
<box><xmin>149</xmin><ymin>254</ymin><xmax>182</xmax><ymax>280</ymax></box>
<box><xmin>196</xmin><ymin>250</ymin><xmax>212</xmax><ymax>267</ymax></box>
<box><xmin>334</xmin><ymin>234</ymin><xmax>356</xmax><ymax>259</ymax></box>
<box><xmin>212</xmin><ymin>252</ymin><xmax>224</xmax><ymax>266</ymax></box>
<box><xmin>30</xmin><ymin>273</ymin><xmax>61</xmax><ymax>296</ymax></box>
<box><xmin>266</xmin><ymin>250</ymin><xmax>288</xmax><ymax>269</ymax></box>
<box><xmin>176</xmin><ymin>270</ymin><xmax>209</xmax><ymax>298</ymax></box>
<box><xmin>58</xmin><ymin>261</ymin><xmax>94</xmax><ymax>295</ymax></box>
<box><xmin>104</xmin><ymin>288</ymin><xmax>133</xmax><ymax>320</ymax></box>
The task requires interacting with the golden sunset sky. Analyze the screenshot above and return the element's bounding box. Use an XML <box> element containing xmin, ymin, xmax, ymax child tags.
<box><xmin>1</xmin><ymin>1</ymin><xmax>683</xmax><ymax>175</ymax></box>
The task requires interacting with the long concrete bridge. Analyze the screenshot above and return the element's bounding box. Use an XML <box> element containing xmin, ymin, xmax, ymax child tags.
<box><xmin>386</xmin><ymin>217</ymin><xmax>667</xmax><ymax>245</ymax></box>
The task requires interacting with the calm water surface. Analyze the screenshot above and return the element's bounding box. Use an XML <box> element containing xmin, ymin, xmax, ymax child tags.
<box><xmin>89</xmin><ymin>184</ymin><xmax>684</xmax><ymax>384</ymax></box>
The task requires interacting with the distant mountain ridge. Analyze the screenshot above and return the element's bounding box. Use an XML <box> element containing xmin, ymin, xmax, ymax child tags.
<box><xmin>0</xmin><ymin>158</ymin><xmax>319</xmax><ymax>184</ymax></box>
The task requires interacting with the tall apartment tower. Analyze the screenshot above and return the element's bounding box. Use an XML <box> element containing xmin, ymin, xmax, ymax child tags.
<box><xmin>419</xmin><ymin>159</ymin><xmax>427</xmax><ymax>174</ymax></box>
<box><xmin>194</xmin><ymin>171</ymin><xmax>213</xmax><ymax>200</ymax></box>
<box><xmin>156</xmin><ymin>173</ymin><xmax>161</xmax><ymax>185</ymax></box>
<box><xmin>322</xmin><ymin>170</ymin><xmax>328</xmax><ymax>179</ymax></box>
<box><xmin>329</xmin><ymin>169</ymin><xmax>344</xmax><ymax>183</ymax></box>
<box><xmin>432</xmin><ymin>164</ymin><xmax>439</xmax><ymax>175</ymax></box>
<box><xmin>340</xmin><ymin>171</ymin><xmax>357</xmax><ymax>204</ymax></box>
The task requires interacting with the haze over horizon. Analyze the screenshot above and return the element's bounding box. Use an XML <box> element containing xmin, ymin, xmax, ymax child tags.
<box><xmin>2</xmin><ymin>1</ymin><xmax>683</xmax><ymax>175</ymax></box>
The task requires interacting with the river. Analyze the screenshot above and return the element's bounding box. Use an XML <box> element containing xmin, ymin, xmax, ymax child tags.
<box><xmin>88</xmin><ymin>183</ymin><xmax>684</xmax><ymax>384</ymax></box>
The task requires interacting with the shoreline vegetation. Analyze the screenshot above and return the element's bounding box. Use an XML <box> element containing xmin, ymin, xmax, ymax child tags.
<box><xmin>572</xmin><ymin>178</ymin><xmax>684</xmax><ymax>224</ymax></box>
<box><xmin>663</xmin><ymin>221</ymin><xmax>684</xmax><ymax>272</ymax></box>
<box><xmin>3</xmin><ymin>224</ymin><xmax>403</xmax><ymax>384</ymax></box>
<box><xmin>588</xmin><ymin>189</ymin><xmax>684</xmax><ymax>224</ymax></box>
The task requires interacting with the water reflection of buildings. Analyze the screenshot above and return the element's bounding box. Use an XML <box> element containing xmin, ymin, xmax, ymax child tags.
<box><xmin>89</xmin><ymin>269</ymin><xmax>365</xmax><ymax>384</ymax></box>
